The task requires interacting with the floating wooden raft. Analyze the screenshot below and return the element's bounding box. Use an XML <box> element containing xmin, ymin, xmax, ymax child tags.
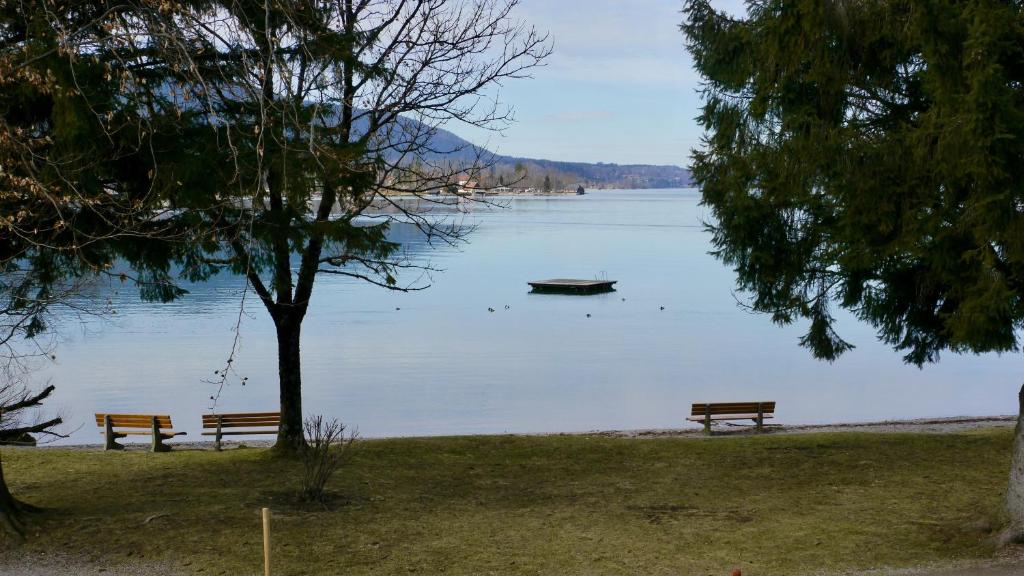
<box><xmin>528</xmin><ymin>279</ymin><xmax>617</xmax><ymax>294</ymax></box>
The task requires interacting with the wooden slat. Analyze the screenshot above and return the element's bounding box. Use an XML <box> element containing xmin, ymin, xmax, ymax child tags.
<box><xmin>201</xmin><ymin>416</ymin><xmax>280</xmax><ymax>426</ymax></box>
<box><xmin>96</xmin><ymin>417</ymin><xmax>174</xmax><ymax>425</ymax></box>
<box><xmin>692</xmin><ymin>408</ymin><xmax>776</xmax><ymax>416</ymax></box>
<box><xmin>202</xmin><ymin>412</ymin><xmax>280</xmax><ymax>428</ymax></box>
<box><xmin>201</xmin><ymin>430</ymin><xmax>278</xmax><ymax>436</ymax></box>
<box><xmin>685</xmin><ymin>414</ymin><xmax>775</xmax><ymax>422</ymax></box>
<box><xmin>690</xmin><ymin>402</ymin><xmax>775</xmax><ymax>416</ymax></box>
<box><xmin>95</xmin><ymin>413</ymin><xmax>173</xmax><ymax>421</ymax></box>
<box><xmin>202</xmin><ymin>412</ymin><xmax>280</xmax><ymax>420</ymax></box>
<box><xmin>95</xmin><ymin>414</ymin><xmax>173</xmax><ymax>428</ymax></box>
<box><xmin>97</xmin><ymin>416</ymin><xmax>174</xmax><ymax>426</ymax></box>
<box><xmin>690</xmin><ymin>402</ymin><xmax>776</xmax><ymax>410</ymax></box>
<box><xmin>99</xmin><ymin>431</ymin><xmax>183</xmax><ymax>437</ymax></box>
<box><xmin>95</xmin><ymin>414</ymin><xmax>173</xmax><ymax>421</ymax></box>
<box><xmin>202</xmin><ymin>416</ymin><xmax>278</xmax><ymax>422</ymax></box>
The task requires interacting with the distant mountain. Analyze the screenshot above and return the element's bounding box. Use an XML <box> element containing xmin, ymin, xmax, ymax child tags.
<box><xmin>165</xmin><ymin>92</ymin><xmax>691</xmax><ymax>188</ymax></box>
<box><xmin>492</xmin><ymin>156</ymin><xmax>692</xmax><ymax>189</ymax></box>
<box><xmin>401</xmin><ymin>122</ymin><xmax>692</xmax><ymax>189</ymax></box>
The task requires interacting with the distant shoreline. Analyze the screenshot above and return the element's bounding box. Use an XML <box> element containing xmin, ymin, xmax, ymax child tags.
<box><xmin>375</xmin><ymin>186</ymin><xmax>692</xmax><ymax>198</ymax></box>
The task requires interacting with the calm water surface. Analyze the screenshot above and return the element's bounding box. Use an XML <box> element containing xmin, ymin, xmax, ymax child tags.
<box><xmin>42</xmin><ymin>189</ymin><xmax>1024</xmax><ymax>444</ymax></box>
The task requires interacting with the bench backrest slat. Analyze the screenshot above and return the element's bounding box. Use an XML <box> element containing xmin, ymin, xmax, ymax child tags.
<box><xmin>95</xmin><ymin>414</ymin><xmax>174</xmax><ymax>429</ymax></box>
<box><xmin>202</xmin><ymin>412</ymin><xmax>281</xmax><ymax>429</ymax></box>
<box><xmin>203</xmin><ymin>420</ymin><xmax>280</xmax><ymax>429</ymax></box>
<box><xmin>690</xmin><ymin>402</ymin><xmax>775</xmax><ymax>416</ymax></box>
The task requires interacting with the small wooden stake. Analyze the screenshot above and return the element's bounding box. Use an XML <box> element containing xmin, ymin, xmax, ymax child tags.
<box><xmin>262</xmin><ymin>507</ymin><xmax>271</xmax><ymax>576</ymax></box>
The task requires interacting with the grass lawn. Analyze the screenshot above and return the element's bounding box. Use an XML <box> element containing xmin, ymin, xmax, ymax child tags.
<box><xmin>0</xmin><ymin>429</ymin><xmax>1014</xmax><ymax>575</ymax></box>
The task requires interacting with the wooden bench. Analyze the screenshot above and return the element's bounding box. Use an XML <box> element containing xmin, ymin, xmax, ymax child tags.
<box><xmin>686</xmin><ymin>402</ymin><xmax>776</xmax><ymax>435</ymax></box>
<box><xmin>201</xmin><ymin>412</ymin><xmax>280</xmax><ymax>450</ymax></box>
<box><xmin>95</xmin><ymin>414</ymin><xmax>186</xmax><ymax>452</ymax></box>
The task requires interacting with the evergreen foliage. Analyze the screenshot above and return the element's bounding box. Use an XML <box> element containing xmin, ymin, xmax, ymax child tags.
<box><xmin>683</xmin><ymin>0</ymin><xmax>1024</xmax><ymax>539</ymax></box>
<box><xmin>683</xmin><ymin>0</ymin><xmax>1024</xmax><ymax>365</ymax></box>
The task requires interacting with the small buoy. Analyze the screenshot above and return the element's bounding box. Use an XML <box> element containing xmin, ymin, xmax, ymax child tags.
<box><xmin>395</xmin><ymin>307</ymin><xmax>401</xmax><ymax>311</ymax></box>
<box><xmin>504</xmin><ymin>305</ymin><xmax>510</xmax><ymax>309</ymax></box>
<box><xmin>659</xmin><ymin>306</ymin><xmax>665</xmax><ymax>311</ymax></box>
<box><xmin>488</xmin><ymin>307</ymin><xmax>495</xmax><ymax>313</ymax></box>
<box><xmin>621</xmin><ymin>297</ymin><xmax>626</xmax><ymax>302</ymax></box>
<box><xmin>586</xmin><ymin>313</ymin><xmax>591</xmax><ymax>318</ymax></box>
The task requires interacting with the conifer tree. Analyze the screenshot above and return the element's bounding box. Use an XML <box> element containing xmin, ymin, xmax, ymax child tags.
<box><xmin>684</xmin><ymin>0</ymin><xmax>1024</xmax><ymax>539</ymax></box>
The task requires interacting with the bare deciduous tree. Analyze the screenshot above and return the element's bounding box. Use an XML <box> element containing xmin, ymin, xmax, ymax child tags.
<box><xmin>4</xmin><ymin>0</ymin><xmax>549</xmax><ymax>458</ymax></box>
<box><xmin>121</xmin><ymin>0</ymin><xmax>551</xmax><ymax>450</ymax></box>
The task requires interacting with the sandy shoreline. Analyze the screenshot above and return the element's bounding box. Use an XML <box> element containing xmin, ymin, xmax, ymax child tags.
<box><xmin>593</xmin><ymin>414</ymin><xmax>1018</xmax><ymax>438</ymax></box>
<box><xmin>16</xmin><ymin>415</ymin><xmax>1017</xmax><ymax>452</ymax></box>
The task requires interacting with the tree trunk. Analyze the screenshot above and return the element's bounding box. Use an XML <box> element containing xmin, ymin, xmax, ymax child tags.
<box><xmin>0</xmin><ymin>451</ymin><xmax>25</xmax><ymax>541</ymax></box>
<box><xmin>274</xmin><ymin>316</ymin><xmax>306</xmax><ymax>453</ymax></box>
<box><xmin>1004</xmin><ymin>382</ymin><xmax>1024</xmax><ymax>543</ymax></box>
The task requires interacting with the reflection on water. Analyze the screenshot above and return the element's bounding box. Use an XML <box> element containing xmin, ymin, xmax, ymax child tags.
<box><xmin>39</xmin><ymin>189</ymin><xmax>1024</xmax><ymax>444</ymax></box>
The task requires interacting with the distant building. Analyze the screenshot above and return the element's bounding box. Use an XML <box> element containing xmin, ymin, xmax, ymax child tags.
<box><xmin>456</xmin><ymin>177</ymin><xmax>478</xmax><ymax>195</ymax></box>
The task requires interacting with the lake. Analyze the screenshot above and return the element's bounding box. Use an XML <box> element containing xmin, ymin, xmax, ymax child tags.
<box><xmin>40</xmin><ymin>189</ymin><xmax>1023</xmax><ymax>444</ymax></box>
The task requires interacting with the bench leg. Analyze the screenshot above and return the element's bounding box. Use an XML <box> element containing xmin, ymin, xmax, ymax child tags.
<box><xmin>215</xmin><ymin>418</ymin><xmax>223</xmax><ymax>451</ymax></box>
<box><xmin>703</xmin><ymin>415</ymin><xmax>712</xmax><ymax>436</ymax></box>
<box><xmin>151</xmin><ymin>417</ymin><xmax>171</xmax><ymax>452</ymax></box>
<box><xmin>105</xmin><ymin>433</ymin><xmax>125</xmax><ymax>451</ymax></box>
<box><xmin>104</xmin><ymin>416</ymin><xmax>124</xmax><ymax>451</ymax></box>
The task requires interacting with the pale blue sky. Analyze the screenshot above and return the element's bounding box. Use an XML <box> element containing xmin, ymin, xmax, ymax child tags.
<box><xmin>454</xmin><ymin>0</ymin><xmax>746</xmax><ymax>167</ymax></box>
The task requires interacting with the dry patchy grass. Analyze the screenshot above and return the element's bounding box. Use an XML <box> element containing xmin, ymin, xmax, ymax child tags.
<box><xmin>0</xmin><ymin>429</ymin><xmax>1014</xmax><ymax>575</ymax></box>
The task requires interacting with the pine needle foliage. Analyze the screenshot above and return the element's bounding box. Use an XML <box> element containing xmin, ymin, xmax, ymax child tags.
<box><xmin>683</xmin><ymin>0</ymin><xmax>1024</xmax><ymax>365</ymax></box>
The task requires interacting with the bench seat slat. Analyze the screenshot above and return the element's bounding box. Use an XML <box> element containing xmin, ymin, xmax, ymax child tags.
<box><xmin>686</xmin><ymin>414</ymin><xmax>775</xmax><ymax>422</ymax></box>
